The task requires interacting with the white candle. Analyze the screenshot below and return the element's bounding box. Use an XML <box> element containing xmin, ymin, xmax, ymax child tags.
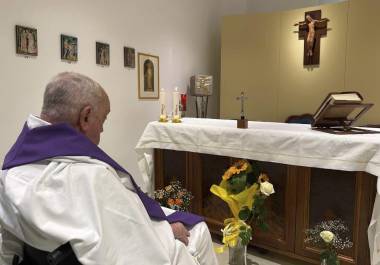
<box><xmin>159</xmin><ymin>88</ymin><xmax>166</xmax><ymax>115</ymax></box>
<box><xmin>173</xmin><ymin>87</ymin><xmax>180</xmax><ymax>116</ymax></box>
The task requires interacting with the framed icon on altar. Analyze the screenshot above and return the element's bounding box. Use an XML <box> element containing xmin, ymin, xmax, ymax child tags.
<box><xmin>16</xmin><ymin>25</ymin><xmax>38</xmax><ymax>56</ymax></box>
<box><xmin>138</xmin><ymin>52</ymin><xmax>159</xmax><ymax>99</ymax></box>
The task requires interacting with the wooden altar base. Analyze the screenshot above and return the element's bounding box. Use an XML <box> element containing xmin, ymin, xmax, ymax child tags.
<box><xmin>154</xmin><ymin>149</ymin><xmax>376</xmax><ymax>265</ymax></box>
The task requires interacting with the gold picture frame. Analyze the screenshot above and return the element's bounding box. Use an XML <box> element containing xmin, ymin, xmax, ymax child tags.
<box><xmin>138</xmin><ymin>52</ymin><xmax>159</xmax><ymax>99</ymax></box>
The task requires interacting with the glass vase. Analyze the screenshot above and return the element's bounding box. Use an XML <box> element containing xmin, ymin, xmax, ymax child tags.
<box><xmin>228</xmin><ymin>240</ymin><xmax>247</xmax><ymax>265</ymax></box>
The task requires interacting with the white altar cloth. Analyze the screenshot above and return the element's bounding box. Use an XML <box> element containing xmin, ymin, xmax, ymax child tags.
<box><xmin>135</xmin><ymin>118</ymin><xmax>380</xmax><ymax>192</ymax></box>
<box><xmin>135</xmin><ymin>118</ymin><xmax>380</xmax><ymax>264</ymax></box>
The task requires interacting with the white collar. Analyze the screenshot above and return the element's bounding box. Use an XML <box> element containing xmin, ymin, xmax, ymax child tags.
<box><xmin>26</xmin><ymin>114</ymin><xmax>51</xmax><ymax>129</ymax></box>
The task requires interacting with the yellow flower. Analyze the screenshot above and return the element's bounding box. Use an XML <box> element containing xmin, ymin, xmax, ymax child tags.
<box><xmin>222</xmin><ymin>160</ymin><xmax>249</xmax><ymax>181</ymax></box>
<box><xmin>210</xmin><ymin>182</ymin><xmax>259</xmax><ymax>218</ymax></box>
<box><xmin>222</xmin><ymin>169</ymin><xmax>233</xmax><ymax>180</ymax></box>
<box><xmin>258</xmin><ymin>173</ymin><xmax>269</xmax><ymax>183</ymax></box>
<box><xmin>215</xmin><ymin>218</ymin><xmax>251</xmax><ymax>253</ymax></box>
<box><xmin>233</xmin><ymin>160</ymin><xmax>247</xmax><ymax>171</ymax></box>
<box><xmin>236</xmin><ymin>162</ymin><xmax>248</xmax><ymax>174</ymax></box>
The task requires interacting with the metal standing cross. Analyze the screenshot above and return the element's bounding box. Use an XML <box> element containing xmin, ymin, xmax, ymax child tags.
<box><xmin>236</xmin><ymin>92</ymin><xmax>248</xmax><ymax>120</ymax></box>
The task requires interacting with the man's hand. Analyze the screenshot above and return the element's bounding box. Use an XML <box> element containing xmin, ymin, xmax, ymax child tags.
<box><xmin>170</xmin><ymin>222</ymin><xmax>190</xmax><ymax>246</ymax></box>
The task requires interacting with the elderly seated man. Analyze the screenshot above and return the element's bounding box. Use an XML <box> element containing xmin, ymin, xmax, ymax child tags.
<box><xmin>0</xmin><ymin>72</ymin><xmax>218</xmax><ymax>265</ymax></box>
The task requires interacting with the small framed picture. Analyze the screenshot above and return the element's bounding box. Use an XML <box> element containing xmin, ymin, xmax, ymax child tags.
<box><xmin>96</xmin><ymin>42</ymin><xmax>110</xmax><ymax>66</ymax></box>
<box><xmin>15</xmin><ymin>25</ymin><xmax>38</xmax><ymax>56</ymax></box>
<box><xmin>138</xmin><ymin>53</ymin><xmax>159</xmax><ymax>99</ymax></box>
<box><xmin>124</xmin><ymin>47</ymin><xmax>135</xmax><ymax>68</ymax></box>
<box><xmin>61</xmin><ymin>34</ymin><xmax>78</xmax><ymax>62</ymax></box>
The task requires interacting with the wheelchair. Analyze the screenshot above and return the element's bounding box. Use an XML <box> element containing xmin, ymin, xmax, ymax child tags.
<box><xmin>13</xmin><ymin>242</ymin><xmax>81</xmax><ymax>265</ymax></box>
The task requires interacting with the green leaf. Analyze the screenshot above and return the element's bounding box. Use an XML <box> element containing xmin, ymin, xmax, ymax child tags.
<box><xmin>239</xmin><ymin>207</ymin><xmax>251</xmax><ymax>221</ymax></box>
<box><xmin>327</xmin><ymin>252</ymin><xmax>339</xmax><ymax>265</ymax></box>
<box><xmin>254</xmin><ymin>196</ymin><xmax>265</xmax><ymax>208</ymax></box>
<box><xmin>320</xmin><ymin>250</ymin><xmax>339</xmax><ymax>265</ymax></box>
<box><xmin>320</xmin><ymin>250</ymin><xmax>329</xmax><ymax>260</ymax></box>
<box><xmin>239</xmin><ymin>230</ymin><xmax>251</xmax><ymax>246</ymax></box>
<box><xmin>227</xmin><ymin>173</ymin><xmax>247</xmax><ymax>194</ymax></box>
<box><xmin>258</xmin><ymin>222</ymin><xmax>269</xmax><ymax>232</ymax></box>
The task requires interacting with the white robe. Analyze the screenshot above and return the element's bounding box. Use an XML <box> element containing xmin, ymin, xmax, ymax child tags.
<box><xmin>0</xmin><ymin>116</ymin><xmax>218</xmax><ymax>265</ymax></box>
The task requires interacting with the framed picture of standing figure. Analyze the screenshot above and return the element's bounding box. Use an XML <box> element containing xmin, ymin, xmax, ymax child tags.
<box><xmin>124</xmin><ymin>47</ymin><xmax>135</xmax><ymax>68</ymax></box>
<box><xmin>96</xmin><ymin>42</ymin><xmax>110</xmax><ymax>66</ymax></box>
<box><xmin>15</xmin><ymin>25</ymin><xmax>38</xmax><ymax>56</ymax></box>
<box><xmin>138</xmin><ymin>53</ymin><xmax>159</xmax><ymax>99</ymax></box>
<box><xmin>61</xmin><ymin>34</ymin><xmax>78</xmax><ymax>62</ymax></box>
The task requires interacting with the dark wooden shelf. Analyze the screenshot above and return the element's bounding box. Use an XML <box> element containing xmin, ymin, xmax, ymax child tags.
<box><xmin>154</xmin><ymin>149</ymin><xmax>376</xmax><ymax>265</ymax></box>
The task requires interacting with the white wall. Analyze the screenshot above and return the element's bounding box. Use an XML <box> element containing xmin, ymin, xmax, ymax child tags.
<box><xmin>220</xmin><ymin>0</ymin><xmax>248</xmax><ymax>15</ymax></box>
<box><xmin>246</xmin><ymin>0</ymin><xmax>347</xmax><ymax>13</ymax></box>
<box><xmin>0</xmin><ymin>0</ymin><xmax>350</xmax><ymax>188</ymax></box>
<box><xmin>0</xmin><ymin>0</ymin><xmax>241</xmax><ymax>188</ymax></box>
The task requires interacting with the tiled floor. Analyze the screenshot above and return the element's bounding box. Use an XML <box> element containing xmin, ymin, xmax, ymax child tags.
<box><xmin>213</xmin><ymin>242</ymin><xmax>308</xmax><ymax>265</ymax></box>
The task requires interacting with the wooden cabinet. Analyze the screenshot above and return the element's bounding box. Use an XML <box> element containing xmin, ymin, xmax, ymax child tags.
<box><xmin>294</xmin><ymin>168</ymin><xmax>376</xmax><ymax>264</ymax></box>
<box><xmin>154</xmin><ymin>149</ymin><xmax>376</xmax><ymax>265</ymax></box>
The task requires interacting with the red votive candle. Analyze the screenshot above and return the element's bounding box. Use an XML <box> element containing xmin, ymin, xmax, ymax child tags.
<box><xmin>180</xmin><ymin>94</ymin><xmax>187</xmax><ymax>111</ymax></box>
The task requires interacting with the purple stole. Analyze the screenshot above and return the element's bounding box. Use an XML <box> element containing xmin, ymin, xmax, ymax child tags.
<box><xmin>2</xmin><ymin>122</ymin><xmax>203</xmax><ymax>226</ymax></box>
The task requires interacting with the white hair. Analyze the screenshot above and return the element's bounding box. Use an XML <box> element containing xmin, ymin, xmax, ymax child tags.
<box><xmin>41</xmin><ymin>72</ymin><xmax>107</xmax><ymax>125</ymax></box>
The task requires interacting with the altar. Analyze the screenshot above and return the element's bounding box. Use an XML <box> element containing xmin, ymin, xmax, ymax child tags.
<box><xmin>135</xmin><ymin>118</ymin><xmax>380</xmax><ymax>265</ymax></box>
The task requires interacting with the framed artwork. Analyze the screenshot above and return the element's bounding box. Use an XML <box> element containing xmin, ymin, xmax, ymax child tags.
<box><xmin>124</xmin><ymin>47</ymin><xmax>135</xmax><ymax>68</ymax></box>
<box><xmin>138</xmin><ymin>53</ymin><xmax>159</xmax><ymax>99</ymax></box>
<box><xmin>96</xmin><ymin>42</ymin><xmax>110</xmax><ymax>66</ymax></box>
<box><xmin>61</xmin><ymin>34</ymin><xmax>78</xmax><ymax>62</ymax></box>
<box><xmin>15</xmin><ymin>25</ymin><xmax>38</xmax><ymax>56</ymax></box>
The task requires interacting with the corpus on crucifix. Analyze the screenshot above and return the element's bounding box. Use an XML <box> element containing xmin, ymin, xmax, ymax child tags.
<box><xmin>236</xmin><ymin>91</ymin><xmax>248</xmax><ymax>129</ymax></box>
<box><xmin>294</xmin><ymin>10</ymin><xmax>329</xmax><ymax>65</ymax></box>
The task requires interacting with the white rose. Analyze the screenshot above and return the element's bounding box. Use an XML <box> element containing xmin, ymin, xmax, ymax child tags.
<box><xmin>260</xmin><ymin>181</ymin><xmax>275</xmax><ymax>196</ymax></box>
<box><xmin>320</xmin><ymin>230</ymin><xmax>334</xmax><ymax>243</ymax></box>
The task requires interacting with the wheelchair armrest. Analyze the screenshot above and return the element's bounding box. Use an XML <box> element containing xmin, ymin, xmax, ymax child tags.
<box><xmin>20</xmin><ymin>242</ymin><xmax>81</xmax><ymax>265</ymax></box>
<box><xmin>47</xmin><ymin>242</ymin><xmax>80</xmax><ymax>265</ymax></box>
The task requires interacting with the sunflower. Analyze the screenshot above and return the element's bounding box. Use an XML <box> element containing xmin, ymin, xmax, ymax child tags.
<box><xmin>222</xmin><ymin>168</ymin><xmax>234</xmax><ymax>180</ymax></box>
<box><xmin>233</xmin><ymin>160</ymin><xmax>248</xmax><ymax>173</ymax></box>
<box><xmin>258</xmin><ymin>173</ymin><xmax>269</xmax><ymax>183</ymax></box>
<box><xmin>222</xmin><ymin>160</ymin><xmax>249</xmax><ymax>181</ymax></box>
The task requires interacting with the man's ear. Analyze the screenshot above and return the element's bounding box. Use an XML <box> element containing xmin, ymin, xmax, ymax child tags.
<box><xmin>78</xmin><ymin>105</ymin><xmax>92</xmax><ymax>133</ymax></box>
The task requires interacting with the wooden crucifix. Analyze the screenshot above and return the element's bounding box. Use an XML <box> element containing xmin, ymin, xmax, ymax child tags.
<box><xmin>294</xmin><ymin>10</ymin><xmax>329</xmax><ymax>65</ymax></box>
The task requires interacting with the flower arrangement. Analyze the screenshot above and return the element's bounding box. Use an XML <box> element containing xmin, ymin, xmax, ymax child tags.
<box><xmin>304</xmin><ymin>219</ymin><xmax>353</xmax><ymax>265</ymax></box>
<box><xmin>154</xmin><ymin>180</ymin><xmax>193</xmax><ymax>211</ymax></box>
<box><xmin>210</xmin><ymin>160</ymin><xmax>275</xmax><ymax>252</ymax></box>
